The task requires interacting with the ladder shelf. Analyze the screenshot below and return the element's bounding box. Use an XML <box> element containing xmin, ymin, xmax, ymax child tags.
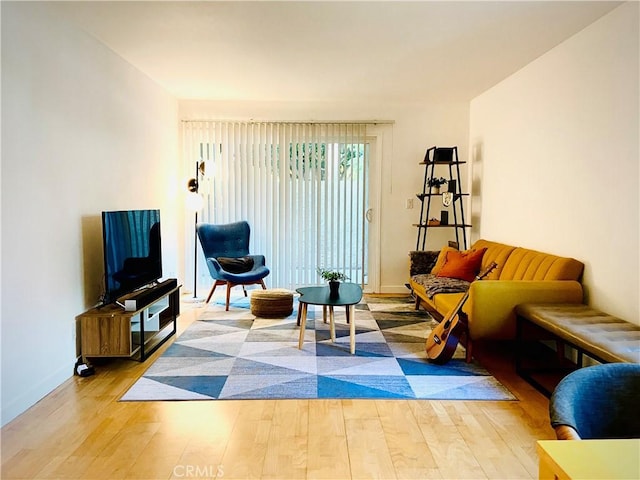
<box><xmin>414</xmin><ymin>146</ymin><xmax>471</xmax><ymax>251</ymax></box>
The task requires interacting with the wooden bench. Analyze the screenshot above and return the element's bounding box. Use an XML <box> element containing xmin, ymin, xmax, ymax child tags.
<box><xmin>515</xmin><ymin>303</ymin><xmax>640</xmax><ymax>396</ymax></box>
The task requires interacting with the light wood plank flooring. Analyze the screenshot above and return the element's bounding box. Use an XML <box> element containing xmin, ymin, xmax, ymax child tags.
<box><xmin>1</xmin><ymin>295</ymin><xmax>553</xmax><ymax>479</ymax></box>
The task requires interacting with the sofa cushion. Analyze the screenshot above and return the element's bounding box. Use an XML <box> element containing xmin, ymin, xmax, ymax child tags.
<box><xmin>500</xmin><ymin>248</ymin><xmax>584</xmax><ymax>281</ymax></box>
<box><xmin>436</xmin><ymin>248</ymin><xmax>487</xmax><ymax>282</ymax></box>
<box><xmin>433</xmin><ymin>292</ymin><xmax>466</xmax><ymax>317</ymax></box>
<box><xmin>470</xmin><ymin>239</ymin><xmax>516</xmax><ymax>280</ymax></box>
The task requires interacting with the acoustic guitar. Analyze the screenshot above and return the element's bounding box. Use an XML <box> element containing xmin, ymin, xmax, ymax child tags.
<box><xmin>426</xmin><ymin>262</ymin><xmax>498</xmax><ymax>364</ymax></box>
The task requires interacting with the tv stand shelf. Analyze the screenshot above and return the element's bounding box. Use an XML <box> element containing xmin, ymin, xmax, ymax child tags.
<box><xmin>79</xmin><ymin>282</ymin><xmax>180</xmax><ymax>362</ymax></box>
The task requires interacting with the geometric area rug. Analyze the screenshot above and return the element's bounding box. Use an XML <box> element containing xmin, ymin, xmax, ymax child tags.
<box><xmin>121</xmin><ymin>294</ymin><xmax>515</xmax><ymax>401</ymax></box>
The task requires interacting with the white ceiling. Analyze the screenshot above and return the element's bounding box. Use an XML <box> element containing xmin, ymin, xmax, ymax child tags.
<box><xmin>52</xmin><ymin>1</ymin><xmax>621</xmax><ymax>103</ymax></box>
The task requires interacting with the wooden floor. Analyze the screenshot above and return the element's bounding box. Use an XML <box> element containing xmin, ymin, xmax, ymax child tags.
<box><xmin>1</xmin><ymin>295</ymin><xmax>554</xmax><ymax>480</ymax></box>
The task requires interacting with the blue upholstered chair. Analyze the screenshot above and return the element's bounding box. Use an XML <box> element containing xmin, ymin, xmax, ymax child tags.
<box><xmin>549</xmin><ymin>363</ymin><xmax>640</xmax><ymax>440</ymax></box>
<box><xmin>196</xmin><ymin>221</ymin><xmax>270</xmax><ymax>310</ymax></box>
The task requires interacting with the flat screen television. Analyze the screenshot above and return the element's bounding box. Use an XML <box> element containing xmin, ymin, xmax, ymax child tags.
<box><xmin>102</xmin><ymin>209</ymin><xmax>162</xmax><ymax>305</ymax></box>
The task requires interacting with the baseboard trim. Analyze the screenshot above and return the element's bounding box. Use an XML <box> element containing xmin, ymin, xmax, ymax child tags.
<box><xmin>1</xmin><ymin>361</ymin><xmax>71</xmax><ymax>427</ymax></box>
<box><xmin>373</xmin><ymin>284</ymin><xmax>414</xmax><ymax>295</ymax></box>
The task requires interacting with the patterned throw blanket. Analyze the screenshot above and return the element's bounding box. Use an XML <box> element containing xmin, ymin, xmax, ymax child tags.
<box><xmin>408</xmin><ymin>250</ymin><xmax>439</xmax><ymax>276</ymax></box>
<box><xmin>411</xmin><ymin>274</ymin><xmax>470</xmax><ymax>298</ymax></box>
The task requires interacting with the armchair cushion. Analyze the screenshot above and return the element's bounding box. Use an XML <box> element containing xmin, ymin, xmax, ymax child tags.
<box><xmin>217</xmin><ymin>256</ymin><xmax>254</xmax><ymax>274</ymax></box>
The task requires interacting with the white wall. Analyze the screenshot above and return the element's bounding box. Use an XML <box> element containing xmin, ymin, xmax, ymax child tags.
<box><xmin>469</xmin><ymin>2</ymin><xmax>639</xmax><ymax>322</ymax></box>
<box><xmin>179</xmin><ymin>100</ymin><xmax>470</xmax><ymax>294</ymax></box>
<box><xmin>1</xmin><ymin>3</ymin><xmax>179</xmax><ymax>426</ymax></box>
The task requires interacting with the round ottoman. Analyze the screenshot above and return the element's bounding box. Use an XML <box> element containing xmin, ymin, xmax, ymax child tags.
<box><xmin>250</xmin><ymin>289</ymin><xmax>294</xmax><ymax>317</ymax></box>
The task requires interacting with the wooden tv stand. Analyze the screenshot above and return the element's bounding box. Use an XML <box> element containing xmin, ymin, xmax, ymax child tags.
<box><xmin>79</xmin><ymin>282</ymin><xmax>180</xmax><ymax>362</ymax></box>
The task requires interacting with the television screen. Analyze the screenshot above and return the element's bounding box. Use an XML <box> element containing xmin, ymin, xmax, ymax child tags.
<box><xmin>102</xmin><ymin>209</ymin><xmax>162</xmax><ymax>305</ymax></box>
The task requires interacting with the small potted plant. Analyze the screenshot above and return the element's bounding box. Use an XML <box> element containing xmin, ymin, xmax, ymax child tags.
<box><xmin>427</xmin><ymin>177</ymin><xmax>448</xmax><ymax>194</ymax></box>
<box><xmin>316</xmin><ymin>268</ymin><xmax>349</xmax><ymax>297</ymax></box>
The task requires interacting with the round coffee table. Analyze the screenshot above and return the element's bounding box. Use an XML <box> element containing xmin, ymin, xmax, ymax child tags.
<box><xmin>296</xmin><ymin>283</ymin><xmax>363</xmax><ymax>354</ymax></box>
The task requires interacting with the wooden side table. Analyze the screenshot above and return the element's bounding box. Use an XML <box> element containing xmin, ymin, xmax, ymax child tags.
<box><xmin>537</xmin><ymin>439</ymin><xmax>640</xmax><ymax>479</ymax></box>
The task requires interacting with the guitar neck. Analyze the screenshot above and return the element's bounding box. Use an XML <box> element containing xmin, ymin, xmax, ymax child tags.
<box><xmin>442</xmin><ymin>291</ymin><xmax>470</xmax><ymax>326</ymax></box>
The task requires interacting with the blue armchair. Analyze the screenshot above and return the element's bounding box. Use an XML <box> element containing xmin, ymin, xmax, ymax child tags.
<box><xmin>196</xmin><ymin>221</ymin><xmax>270</xmax><ymax>310</ymax></box>
<box><xmin>549</xmin><ymin>363</ymin><xmax>640</xmax><ymax>440</ymax></box>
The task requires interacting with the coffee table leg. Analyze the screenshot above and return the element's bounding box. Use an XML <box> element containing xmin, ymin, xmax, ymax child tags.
<box><xmin>323</xmin><ymin>305</ymin><xmax>327</xmax><ymax>324</ymax></box>
<box><xmin>329</xmin><ymin>306</ymin><xmax>335</xmax><ymax>342</ymax></box>
<box><xmin>349</xmin><ymin>305</ymin><xmax>355</xmax><ymax>354</ymax></box>
<box><xmin>298</xmin><ymin>303</ymin><xmax>308</xmax><ymax>350</ymax></box>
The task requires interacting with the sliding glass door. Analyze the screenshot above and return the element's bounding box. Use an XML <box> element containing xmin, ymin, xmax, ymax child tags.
<box><xmin>182</xmin><ymin>121</ymin><xmax>378</xmax><ymax>291</ymax></box>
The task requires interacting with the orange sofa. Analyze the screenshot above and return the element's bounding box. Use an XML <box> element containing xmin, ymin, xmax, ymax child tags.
<box><xmin>409</xmin><ymin>239</ymin><xmax>584</xmax><ymax>358</ymax></box>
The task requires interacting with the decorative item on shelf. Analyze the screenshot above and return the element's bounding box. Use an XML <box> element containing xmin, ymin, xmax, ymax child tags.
<box><xmin>442</xmin><ymin>191</ymin><xmax>453</xmax><ymax>207</ymax></box>
<box><xmin>427</xmin><ymin>218</ymin><xmax>441</xmax><ymax>226</ymax></box>
<box><xmin>440</xmin><ymin>211</ymin><xmax>449</xmax><ymax>225</ymax></box>
<box><xmin>432</xmin><ymin>147</ymin><xmax>454</xmax><ymax>163</ymax></box>
<box><xmin>316</xmin><ymin>268</ymin><xmax>349</xmax><ymax>297</ymax></box>
<box><xmin>427</xmin><ymin>177</ymin><xmax>448</xmax><ymax>194</ymax></box>
<box><xmin>447</xmin><ymin>179</ymin><xmax>457</xmax><ymax>193</ymax></box>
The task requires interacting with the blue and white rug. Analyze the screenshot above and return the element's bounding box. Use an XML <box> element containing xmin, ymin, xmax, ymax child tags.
<box><xmin>121</xmin><ymin>295</ymin><xmax>515</xmax><ymax>401</ymax></box>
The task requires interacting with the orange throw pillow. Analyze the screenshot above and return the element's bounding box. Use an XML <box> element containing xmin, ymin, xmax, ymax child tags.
<box><xmin>430</xmin><ymin>246</ymin><xmax>458</xmax><ymax>275</ymax></box>
<box><xmin>436</xmin><ymin>248</ymin><xmax>487</xmax><ymax>282</ymax></box>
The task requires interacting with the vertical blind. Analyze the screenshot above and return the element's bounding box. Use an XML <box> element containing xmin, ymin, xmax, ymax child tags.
<box><xmin>182</xmin><ymin>121</ymin><xmax>371</xmax><ymax>290</ymax></box>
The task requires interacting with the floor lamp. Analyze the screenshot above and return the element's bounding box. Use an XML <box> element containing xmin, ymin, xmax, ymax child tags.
<box><xmin>186</xmin><ymin>161</ymin><xmax>206</xmax><ymax>302</ymax></box>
